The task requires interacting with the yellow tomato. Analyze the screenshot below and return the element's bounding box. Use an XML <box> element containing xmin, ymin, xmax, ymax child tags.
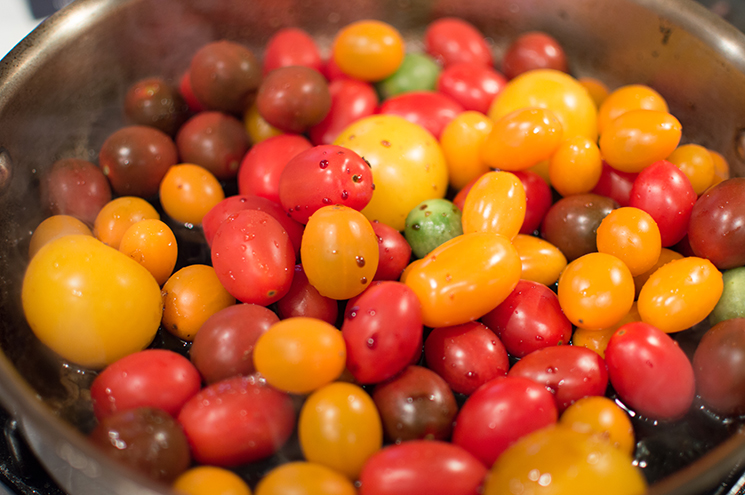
<box><xmin>666</xmin><ymin>144</ymin><xmax>715</xmax><ymax>196</ymax></box>
<box><xmin>244</xmin><ymin>102</ymin><xmax>282</xmax><ymax>144</ymax></box>
<box><xmin>332</xmin><ymin>20</ymin><xmax>405</xmax><ymax>82</ymax></box>
<box><xmin>93</xmin><ymin>196</ymin><xmax>160</xmax><ymax>249</ymax></box>
<box><xmin>159</xmin><ymin>164</ymin><xmax>225</xmax><ymax>225</ymax></box>
<box><xmin>255</xmin><ymin>462</ymin><xmax>356</xmax><ymax>495</ymax></box>
<box><xmin>596</xmin><ymin>207</ymin><xmax>662</xmax><ymax>277</ymax></box>
<box><xmin>596</xmin><ymin>84</ymin><xmax>669</xmax><ymax>135</ymax></box>
<box><xmin>633</xmin><ymin>247</ymin><xmax>684</xmax><ymax>298</ymax></box>
<box><xmin>439</xmin><ymin>111</ymin><xmax>493</xmax><ymax>190</ymax></box>
<box><xmin>118</xmin><ymin>219</ymin><xmax>178</xmax><ymax>286</ymax></box>
<box><xmin>573</xmin><ymin>303</ymin><xmax>641</xmax><ymax>359</ymax></box>
<box><xmin>560</xmin><ymin>396</ymin><xmax>636</xmax><ymax>455</ymax></box>
<box><xmin>549</xmin><ymin>136</ymin><xmax>602</xmax><ymax>197</ymax></box>
<box><xmin>578</xmin><ymin>77</ymin><xmax>609</xmax><ymax>109</ymax></box>
<box><xmin>512</xmin><ymin>234</ymin><xmax>567</xmax><ymax>287</ymax></box>
<box><xmin>28</xmin><ymin>215</ymin><xmax>92</xmax><ymax>259</ymax></box>
<box><xmin>709</xmin><ymin>149</ymin><xmax>730</xmax><ymax>187</ymax></box>
<box><xmin>173</xmin><ymin>466</ymin><xmax>251</xmax><ymax>495</ymax></box>
<box><xmin>461</xmin><ymin>170</ymin><xmax>526</xmax><ymax>239</ymax></box>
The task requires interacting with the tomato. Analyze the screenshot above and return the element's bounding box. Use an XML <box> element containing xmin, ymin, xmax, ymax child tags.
<box><xmin>513</xmin><ymin>171</ymin><xmax>552</xmax><ymax>235</ymax></box>
<box><xmin>358</xmin><ymin>440</ymin><xmax>487</xmax><ymax>495</ymax></box>
<box><xmin>334</xmin><ymin>114</ymin><xmax>449</xmax><ymax>231</ymax></box>
<box><xmin>253</xmin><ymin>317</ymin><xmax>346</xmax><ymax>394</ymax></box>
<box><xmin>342</xmin><ymin>281</ymin><xmax>422</xmax><ymax>384</ymax></box>
<box><xmin>404</xmin><ymin>199</ymin><xmax>463</xmax><ymax>259</ymax></box>
<box><xmin>308</xmin><ymin>79</ymin><xmax>379</xmax><ymax>146</ymax></box>
<box><xmin>424</xmin><ymin>321</ymin><xmax>509</xmax><ymax>395</ymax></box>
<box><xmin>118</xmin><ymin>219</ymin><xmax>177</xmax><ymax>286</ymax></box>
<box><xmin>481</xmin><ymin>280</ymin><xmax>572</xmax><ymax>358</ymax></box>
<box><xmin>22</xmin><ymin>235</ymin><xmax>161</xmax><ymax>369</ymax></box>
<box><xmin>693</xmin><ymin>318</ymin><xmax>745</xmax><ymax>416</ymax></box>
<box><xmin>176</xmin><ymin>112</ymin><xmax>250</xmax><ymax>180</ymax></box>
<box><xmin>40</xmin><ymin>158</ymin><xmax>111</xmax><ymax>226</ymax></box>
<box><xmin>332</xmin><ymin>20</ymin><xmax>405</xmax><ymax>81</ymax></box>
<box><xmin>637</xmin><ymin>256</ymin><xmax>723</xmax><ymax>333</ymax></box>
<box><xmin>379</xmin><ymin>91</ymin><xmax>464</xmax><ymax>140</ymax></box>
<box><xmin>710</xmin><ymin>266</ymin><xmax>745</xmax><ymax>325</ymax></box>
<box><xmin>28</xmin><ymin>215</ymin><xmax>92</xmax><ymax>259</ymax></box>
<box><xmin>558</xmin><ymin>252</ymin><xmax>635</xmax><ymax>331</ymax></box>
<box><xmin>370</xmin><ymin>220</ymin><xmax>412</xmax><ymax>281</ymax></box>
<box><xmin>174</xmin><ymin>466</ymin><xmax>252</xmax><ymax>495</ymax></box>
<box><xmin>596</xmin><ymin>84</ymin><xmax>669</xmax><ymax>135</ymax></box>
<box><xmin>502</xmin><ymin>31</ymin><xmax>569</xmax><ymax>80</ymax></box>
<box><xmin>605</xmin><ymin>322</ymin><xmax>695</xmax><ymax>420</ymax></box>
<box><xmin>560</xmin><ymin>396</ymin><xmax>635</xmax><ymax>455</ymax></box>
<box><xmin>90</xmin><ymin>349</ymin><xmax>201</xmax><ymax>420</ymax></box>
<box><xmin>298</xmin><ymin>382</ymin><xmax>383</xmax><ymax>479</ymax></box>
<box><xmin>262</xmin><ymin>27</ymin><xmax>323</xmax><ymax>75</ymax></box>
<box><xmin>276</xmin><ymin>265</ymin><xmax>338</xmax><ymax>324</ymax></box>
<box><xmin>179</xmin><ymin>71</ymin><xmax>205</xmax><ymax>112</ymax></box>
<box><xmin>123</xmin><ymin>77</ymin><xmax>189</xmax><ymax>137</ymax></box>
<box><xmin>256</xmin><ymin>66</ymin><xmax>331</xmax><ymax>134</ymax></box>
<box><xmin>178</xmin><ymin>374</ymin><xmax>296</xmax><ymax>466</ymax></box>
<box><xmin>439</xmin><ymin>111</ymin><xmax>493</xmax><ymax>191</ymax></box>
<box><xmin>591</xmin><ymin>161</ymin><xmax>638</xmax><ymax>207</ymax></box>
<box><xmin>378</xmin><ymin>53</ymin><xmax>441</xmax><ymax>98</ymax></box>
<box><xmin>372</xmin><ymin>365</ymin><xmax>457</xmax><ymax>442</ymax></box>
<box><xmin>549</xmin><ymin>136</ymin><xmax>602</xmax><ymax>197</ymax></box>
<box><xmin>237</xmin><ymin>134</ymin><xmax>312</xmax><ymax>205</ymax></box>
<box><xmin>596</xmin><ymin>207</ymin><xmax>662</xmax><ymax>277</ymax></box>
<box><xmin>452</xmin><ymin>376</ymin><xmax>558</xmax><ymax>466</ymax></box>
<box><xmin>211</xmin><ymin>209</ymin><xmax>295</xmax><ymax>305</ymax></box>
<box><xmin>404</xmin><ymin>232</ymin><xmax>522</xmax><ymax>328</ymax></box>
<box><xmin>462</xmin><ymin>171</ymin><xmax>526</xmax><ymax>239</ymax></box>
<box><xmin>483</xmin><ymin>426</ymin><xmax>647</xmax><ymax>495</ymax></box>
<box><xmin>511</xmin><ymin>234</ymin><xmax>567</xmax><ymax>287</ymax></box>
<box><xmin>159</xmin><ymin>164</ymin><xmax>225</xmax><ymax>225</ymax></box>
<box><xmin>256</xmin><ymin>462</ymin><xmax>356</xmax><ymax>495</ymax></box>
<box><xmin>424</xmin><ymin>18</ymin><xmax>492</xmax><ymax>67</ymax></box>
<box><xmin>666</xmin><ymin>143</ymin><xmax>715</xmax><ymax>195</ymax></box>
<box><xmin>189</xmin><ymin>303</ymin><xmax>279</xmax><ymax>384</ymax></box>
<box><xmin>633</xmin><ymin>247</ymin><xmax>683</xmax><ymax>298</ymax></box>
<box><xmin>301</xmin><ymin>205</ymin><xmax>379</xmax><ymax>299</ymax></box>
<box><xmin>710</xmin><ymin>149</ymin><xmax>730</xmax><ymax>186</ymax></box>
<box><xmin>278</xmin><ymin>144</ymin><xmax>374</xmax><ymax>224</ymax></box>
<box><xmin>243</xmin><ymin>102</ymin><xmax>282</xmax><ymax>144</ymax></box>
<box><xmin>572</xmin><ymin>303</ymin><xmax>641</xmax><ymax>359</ymax></box>
<box><xmin>579</xmin><ymin>77</ymin><xmax>610</xmax><ymax>108</ymax></box>
<box><xmin>93</xmin><ymin>196</ymin><xmax>160</xmax><ymax>250</ymax></box>
<box><xmin>437</xmin><ymin>62</ymin><xmax>507</xmax><ymax>114</ymax></box>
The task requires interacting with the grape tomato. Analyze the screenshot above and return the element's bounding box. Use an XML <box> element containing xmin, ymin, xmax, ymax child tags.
<box><xmin>378</xmin><ymin>90</ymin><xmax>464</xmax><ymax>139</ymax></box>
<box><xmin>308</xmin><ymin>79</ymin><xmax>379</xmax><ymax>146</ymax></box>
<box><xmin>424</xmin><ymin>17</ymin><xmax>493</xmax><ymax>67</ymax></box>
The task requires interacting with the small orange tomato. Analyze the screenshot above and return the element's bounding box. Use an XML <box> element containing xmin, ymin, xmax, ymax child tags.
<box><xmin>461</xmin><ymin>171</ymin><xmax>526</xmax><ymax>239</ymax></box>
<box><xmin>255</xmin><ymin>462</ymin><xmax>356</xmax><ymax>495</ymax></box>
<box><xmin>549</xmin><ymin>136</ymin><xmax>602</xmax><ymax>197</ymax></box>
<box><xmin>173</xmin><ymin>466</ymin><xmax>252</xmax><ymax>495</ymax></box>
<box><xmin>666</xmin><ymin>144</ymin><xmax>715</xmax><ymax>196</ymax></box>
<box><xmin>28</xmin><ymin>215</ymin><xmax>92</xmax><ymax>259</ymax></box>
<box><xmin>560</xmin><ymin>396</ymin><xmax>635</xmax><ymax>455</ymax></box>
<box><xmin>119</xmin><ymin>219</ymin><xmax>178</xmax><ymax>286</ymax></box>
<box><xmin>558</xmin><ymin>252</ymin><xmax>635</xmax><ymax>330</ymax></box>
<box><xmin>93</xmin><ymin>196</ymin><xmax>160</xmax><ymax>250</ymax></box>
<box><xmin>578</xmin><ymin>77</ymin><xmax>610</xmax><ymax>109</ymax></box>
<box><xmin>573</xmin><ymin>304</ymin><xmax>641</xmax><ymax>359</ymax></box>
<box><xmin>439</xmin><ymin>111</ymin><xmax>493</xmax><ymax>190</ymax></box>
<box><xmin>244</xmin><ymin>102</ymin><xmax>282</xmax><ymax>145</ymax></box>
<box><xmin>404</xmin><ymin>232</ymin><xmax>521</xmax><ymax>327</ymax></box>
<box><xmin>637</xmin><ymin>257</ymin><xmax>723</xmax><ymax>333</ymax></box>
<box><xmin>596</xmin><ymin>84</ymin><xmax>669</xmax><ymax>135</ymax></box>
<box><xmin>633</xmin><ymin>247</ymin><xmax>684</xmax><ymax>298</ymax></box>
<box><xmin>481</xmin><ymin>107</ymin><xmax>563</xmax><ymax>172</ymax></box>
<box><xmin>159</xmin><ymin>164</ymin><xmax>225</xmax><ymax>225</ymax></box>
<box><xmin>512</xmin><ymin>234</ymin><xmax>567</xmax><ymax>287</ymax></box>
<box><xmin>709</xmin><ymin>149</ymin><xmax>730</xmax><ymax>187</ymax></box>
<box><xmin>332</xmin><ymin>20</ymin><xmax>405</xmax><ymax>82</ymax></box>
<box><xmin>596</xmin><ymin>207</ymin><xmax>661</xmax><ymax>277</ymax></box>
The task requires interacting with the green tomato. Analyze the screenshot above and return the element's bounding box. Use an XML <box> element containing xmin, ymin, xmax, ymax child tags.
<box><xmin>377</xmin><ymin>53</ymin><xmax>441</xmax><ymax>99</ymax></box>
<box><xmin>404</xmin><ymin>199</ymin><xmax>463</xmax><ymax>259</ymax></box>
<box><xmin>710</xmin><ymin>266</ymin><xmax>745</xmax><ymax>326</ymax></box>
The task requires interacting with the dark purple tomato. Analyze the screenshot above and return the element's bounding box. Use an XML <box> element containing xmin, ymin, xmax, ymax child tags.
<box><xmin>189</xmin><ymin>40</ymin><xmax>261</xmax><ymax>114</ymax></box>
<box><xmin>688</xmin><ymin>178</ymin><xmax>745</xmax><ymax>269</ymax></box>
<box><xmin>372</xmin><ymin>365</ymin><xmax>457</xmax><ymax>443</ymax></box>
<box><xmin>540</xmin><ymin>193</ymin><xmax>617</xmax><ymax>262</ymax></box>
<box><xmin>358</xmin><ymin>440</ymin><xmax>487</xmax><ymax>495</ymax></box>
<box><xmin>211</xmin><ymin>209</ymin><xmax>295</xmax><ymax>306</ymax></box>
<box><xmin>436</xmin><ymin>62</ymin><xmax>507</xmax><ymax>114</ymax></box>
<box><xmin>370</xmin><ymin>220</ymin><xmax>412</xmax><ymax>281</ymax></box>
<box><xmin>342</xmin><ymin>281</ymin><xmax>423</xmax><ymax>384</ymax></box>
<box><xmin>451</xmin><ymin>376</ymin><xmax>558</xmax><ymax>467</ymax></box>
<box><xmin>123</xmin><ymin>77</ymin><xmax>189</xmax><ymax>136</ymax></box>
<box><xmin>513</xmin><ymin>170</ymin><xmax>552</xmax><ymax>235</ymax></box>
<box><xmin>501</xmin><ymin>31</ymin><xmax>569</xmax><ymax>80</ymax></box>
<box><xmin>262</xmin><ymin>27</ymin><xmax>323</xmax><ymax>75</ymax></box>
<box><xmin>507</xmin><ymin>345</ymin><xmax>608</xmax><ymax>412</ymax></box>
<box><xmin>90</xmin><ymin>407</ymin><xmax>190</xmax><ymax>483</ymax></box>
<box><xmin>424</xmin><ymin>18</ymin><xmax>493</xmax><ymax>67</ymax></box>
<box><xmin>378</xmin><ymin>91</ymin><xmax>464</xmax><ymax>139</ymax></box>
<box><xmin>176</xmin><ymin>111</ymin><xmax>249</xmax><ymax>180</ymax></box>
<box><xmin>308</xmin><ymin>79</ymin><xmax>379</xmax><ymax>145</ymax></box>
<box><xmin>90</xmin><ymin>349</ymin><xmax>201</xmax><ymax>420</ymax></box>
<box><xmin>628</xmin><ymin>160</ymin><xmax>697</xmax><ymax>247</ymax></box>
<box><xmin>276</xmin><ymin>265</ymin><xmax>338</xmax><ymax>324</ymax></box>
<box><xmin>99</xmin><ymin>125</ymin><xmax>178</xmax><ymax>198</ymax></box>
<box><xmin>237</xmin><ymin>134</ymin><xmax>312</xmax><ymax>204</ymax></box>
<box><xmin>605</xmin><ymin>322</ymin><xmax>695</xmax><ymax>420</ymax></box>
<box><xmin>40</xmin><ymin>158</ymin><xmax>112</xmax><ymax>226</ymax></box>
<box><xmin>424</xmin><ymin>321</ymin><xmax>509</xmax><ymax>395</ymax></box>
<box><xmin>189</xmin><ymin>303</ymin><xmax>279</xmax><ymax>384</ymax></box>
<box><xmin>177</xmin><ymin>374</ymin><xmax>295</xmax><ymax>466</ymax></box>
<box><xmin>481</xmin><ymin>280</ymin><xmax>572</xmax><ymax>358</ymax></box>
<box><xmin>179</xmin><ymin>71</ymin><xmax>205</xmax><ymax>112</ymax></box>
<box><xmin>256</xmin><ymin>66</ymin><xmax>331</xmax><ymax>133</ymax></box>
<box><xmin>693</xmin><ymin>318</ymin><xmax>745</xmax><ymax>416</ymax></box>
<box><xmin>591</xmin><ymin>161</ymin><xmax>638</xmax><ymax>207</ymax></box>
<box><xmin>278</xmin><ymin>144</ymin><xmax>374</xmax><ymax>224</ymax></box>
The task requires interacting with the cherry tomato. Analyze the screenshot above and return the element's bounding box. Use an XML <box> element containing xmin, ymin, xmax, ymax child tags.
<box><xmin>596</xmin><ymin>84</ymin><xmax>669</xmax><ymax>135</ymax></box>
<box><xmin>462</xmin><ymin>171</ymin><xmax>526</xmax><ymax>239</ymax></box>
<box><xmin>633</xmin><ymin>247</ymin><xmax>683</xmax><ymax>298</ymax></box>
<box><xmin>118</xmin><ymin>219</ymin><xmax>177</xmax><ymax>286</ymax></box>
<box><xmin>501</xmin><ymin>31</ymin><xmax>569</xmax><ymax>79</ymax></box>
<box><xmin>404</xmin><ymin>198</ymin><xmax>463</xmax><ymax>259</ymax></box>
<box><xmin>560</xmin><ymin>396</ymin><xmax>635</xmax><ymax>455</ymax></box>
<box><xmin>667</xmin><ymin>143</ymin><xmax>715</xmax><ymax>195</ymax></box>
<box><xmin>358</xmin><ymin>440</ymin><xmax>487</xmax><ymax>495</ymax></box>
<box><xmin>22</xmin><ymin>235</ymin><xmax>162</xmax><ymax>369</ymax></box>
<box><xmin>452</xmin><ymin>376</ymin><xmax>558</xmax><ymax>466</ymax></box>
<box><xmin>710</xmin><ymin>267</ymin><xmax>745</xmax><ymax>325</ymax></box>
<box><xmin>591</xmin><ymin>161</ymin><xmax>638</xmax><ymax>207</ymax></box>
<box><xmin>178</xmin><ymin>374</ymin><xmax>296</xmax><ymax>466</ymax></box>
<box><xmin>176</xmin><ymin>112</ymin><xmax>250</xmax><ymax>180</ymax></box>
<box><xmin>423</xmin><ymin>321</ymin><xmax>509</xmax><ymax>395</ymax></box>
<box><xmin>179</xmin><ymin>71</ymin><xmax>205</xmax><ymax>112</ymax></box>
<box><xmin>211</xmin><ymin>209</ymin><xmax>295</xmax><ymax>305</ymax></box>
<box><xmin>424</xmin><ymin>18</ymin><xmax>493</xmax><ymax>67</ymax></box>
<box><xmin>123</xmin><ymin>77</ymin><xmax>189</xmax><ymax>136</ymax></box>
<box><xmin>256</xmin><ymin>66</ymin><xmax>331</xmax><ymax>134</ymax></box>
<box><xmin>437</xmin><ymin>62</ymin><xmax>507</xmax><ymax>114</ymax></box>
<box><xmin>40</xmin><ymin>158</ymin><xmax>112</xmax><ymax>226</ymax></box>
<box><xmin>379</xmin><ymin>91</ymin><xmax>464</xmax><ymax>140</ymax></box>
<box><xmin>439</xmin><ymin>111</ymin><xmax>493</xmax><ymax>191</ymax></box>
<box><xmin>693</xmin><ymin>318</ymin><xmax>745</xmax><ymax>416</ymax></box>
<box><xmin>332</xmin><ymin>20</ymin><xmax>405</xmax><ymax>81</ymax></box>
<box><xmin>93</xmin><ymin>196</ymin><xmax>160</xmax><ymax>250</ymax></box>
<box><xmin>710</xmin><ymin>149</ymin><xmax>730</xmax><ymax>186</ymax></box>
<box><xmin>173</xmin><ymin>466</ymin><xmax>252</xmax><ymax>495</ymax></box>
<box><xmin>605</xmin><ymin>322</ymin><xmax>695</xmax><ymax>420</ymax></box>
<box><xmin>308</xmin><ymin>79</ymin><xmax>379</xmax><ymax>145</ymax></box>
<box><xmin>243</xmin><ymin>102</ymin><xmax>282</xmax><ymax>144</ymax></box>
<box><xmin>298</xmin><ymin>382</ymin><xmax>383</xmax><ymax>479</ymax></box>
<box><xmin>596</xmin><ymin>206</ymin><xmax>662</xmax><ymax>277</ymax></box>
<box><xmin>482</xmin><ymin>280</ymin><xmax>572</xmax><ymax>358</ymax></box>
<box><xmin>404</xmin><ymin>232</ymin><xmax>522</xmax><ymax>328</ymax></box>
<box><xmin>511</xmin><ymin>234</ymin><xmax>567</xmax><ymax>287</ymax></box>
<box><xmin>256</xmin><ymin>462</ymin><xmax>356</xmax><ymax>495</ymax></box>
<box><xmin>549</xmin><ymin>136</ymin><xmax>602</xmax><ymax>197</ymax></box>
<box><xmin>579</xmin><ymin>76</ymin><xmax>610</xmax><ymax>108</ymax></box>
<box><xmin>512</xmin><ymin>170</ymin><xmax>552</xmax><ymax>235</ymax></box>
<box><xmin>159</xmin><ymin>164</ymin><xmax>225</xmax><ymax>225</ymax></box>
<box><xmin>263</xmin><ymin>27</ymin><xmax>323</xmax><ymax>75</ymax></box>
<box><xmin>28</xmin><ymin>215</ymin><xmax>92</xmax><ymax>259</ymax></box>
<box><xmin>370</xmin><ymin>220</ymin><xmax>412</xmax><ymax>281</ymax></box>
<box><xmin>378</xmin><ymin>53</ymin><xmax>441</xmax><ymax>98</ymax></box>
<box><xmin>572</xmin><ymin>303</ymin><xmax>641</xmax><ymax>359</ymax></box>
<box><xmin>276</xmin><ymin>265</ymin><xmax>338</xmax><ymax>324</ymax></box>
<box><xmin>90</xmin><ymin>349</ymin><xmax>201</xmax><ymax>420</ymax></box>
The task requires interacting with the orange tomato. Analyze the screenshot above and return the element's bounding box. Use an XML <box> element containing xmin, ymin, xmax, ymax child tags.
<box><xmin>461</xmin><ymin>170</ymin><xmax>526</xmax><ymax>239</ymax></box>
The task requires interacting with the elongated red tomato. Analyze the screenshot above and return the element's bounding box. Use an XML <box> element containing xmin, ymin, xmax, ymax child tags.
<box><xmin>379</xmin><ymin>91</ymin><xmax>464</xmax><ymax>139</ymax></box>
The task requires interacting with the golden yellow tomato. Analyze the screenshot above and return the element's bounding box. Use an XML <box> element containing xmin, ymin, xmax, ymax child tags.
<box><xmin>439</xmin><ymin>111</ymin><xmax>493</xmax><ymax>190</ymax></box>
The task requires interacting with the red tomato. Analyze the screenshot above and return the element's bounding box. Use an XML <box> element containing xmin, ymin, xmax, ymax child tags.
<box><xmin>436</xmin><ymin>62</ymin><xmax>507</xmax><ymax>114</ymax></box>
<box><xmin>424</xmin><ymin>18</ymin><xmax>493</xmax><ymax>67</ymax></box>
<box><xmin>262</xmin><ymin>27</ymin><xmax>323</xmax><ymax>75</ymax></box>
<box><xmin>179</xmin><ymin>71</ymin><xmax>205</xmax><ymax>112</ymax></box>
<box><xmin>210</xmin><ymin>209</ymin><xmax>295</xmax><ymax>305</ymax></box>
<box><xmin>178</xmin><ymin>374</ymin><xmax>295</xmax><ymax>466</ymax></box>
<box><xmin>452</xmin><ymin>376</ymin><xmax>558</xmax><ymax>466</ymax></box>
<box><xmin>342</xmin><ymin>281</ymin><xmax>423</xmax><ymax>384</ymax></box>
<box><xmin>423</xmin><ymin>321</ymin><xmax>509</xmax><ymax>395</ymax></box>
<box><xmin>308</xmin><ymin>79</ymin><xmax>379</xmax><ymax>145</ymax></box>
<box><xmin>370</xmin><ymin>220</ymin><xmax>412</xmax><ymax>281</ymax></box>
<box><xmin>628</xmin><ymin>160</ymin><xmax>696</xmax><ymax>247</ymax></box>
<box><xmin>453</xmin><ymin>174</ymin><xmax>481</xmax><ymax>211</ymax></box>
<box><xmin>90</xmin><ymin>349</ymin><xmax>201</xmax><ymax>420</ymax></box>
<box><xmin>481</xmin><ymin>280</ymin><xmax>572</xmax><ymax>358</ymax></box>
<box><xmin>507</xmin><ymin>346</ymin><xmax>608</xmax><ymax>412</ymax></box>
<box><xmin>358</xmin><ymin>440</ymin><xmax>487</xmax><ymax>495</ymax></box>
<box><xmin>278</xmin><ymin>144</ymin><xmax>375</xmax><ymax>224</ymax></box>
<box><xmin>237</xmin><ymin>134</ymin><xmax>312</xmax><ymax>205</ymax></box>
<box><xmin>605</xmin><ymin>322</ymin><xmax>695</xmax><ymax>420</ymax></box>
<box><xmin>501</xmin><ymin>31</ymin><xmax>569</xmax><ymax>80</ymax></box>
<box><xmin>276</xmin><ymin>265</ymin><xmax>338</xmax><ymax>324</ymax></box>
<box><xmin>591</xmin><ymin>161</ymin><xmax>638</xmax><ymax>207</ymax></box>
<box><xmin>378</xmin><ymin>91</ymin><xmax>464</xmax><ymax>139</ymax></box>
<box><xmin>513</xmin><ymin>170</ymin><xmax>552</xmax><ymax>235</ymax></box>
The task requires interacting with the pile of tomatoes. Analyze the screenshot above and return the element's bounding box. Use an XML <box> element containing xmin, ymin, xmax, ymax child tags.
<box><xmin>18</xmin><ymin>14</ymin><xmax>745</xmax><ymax>495</ymax></box>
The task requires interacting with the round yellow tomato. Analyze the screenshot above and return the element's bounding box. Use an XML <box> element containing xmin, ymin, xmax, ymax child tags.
<box><xmin>461</xmin><ymin>171</ymin><xmax>526</xmax><ymax>239</ymax></box>
<box><xmin>93</xmin><ymin>196</ymin><xmax>160</xmax><ymax>250</ymax></box>
<box><xmin>244</xmin><ymin>102</ymin><xmax>282</xmax><ymax>144</ymax></box>
<box><xmin>596</xmin><ymin>84</ymin><xmax>669</xmax><ymax>135</ymax></box>
<box><xmin>255</xmin><ymin>462</ymin><xmax>356</xmax><ymax>495</ymax></box>
<box><xmin>118</xmin><ymin>219</ymin><xmax>178</xmax><ymax>286</ymax></box>
<box><xmin>573</xmin><ymin>303</ymin><xmax>641</xmax><ymax>359</ymax></box>
<box><xmin>578</xmin><ymin>77</ymin><xmax>609</xmax><ymax>109</ymax></box>
<box><xmin>173</xmin><ymin>466</ymin><xmax>251</xmax><ymax>495</ymax></box>
<box><xmin>159</xmin><ymin>164</ymin><xmax>225</xmax><ymax>225</ymax></box>
<box><xmin>666</xmin><ymin>143</ymin><xmax>715</xmax><ymax>196</ymax></box>
<box><xmin>22</xmin><ymin>235</ymin><xmax>162</xmax><ymax>369</ymax></box>
<box><xmin>332</xmin><ymin>20</ymin><xmax>405</xmax><ymax>82</ymax></box>
<box><xmin>633</xmin><ymin>247</ymin><xmax>683</xmax><ymax>298</ymax></box>
<box><xmin>28</xmin><ymin>215</ymin><xmax>92</xmax><ymax>259</ymax></box>
<box><xmin>439</xmin><ymin>111</ymin><xmax>493</xmax><ymax>190</ymax></box>
<box><xmin>549</xmin><ymin>136</ymin><xmax>602</xmax><ymax>197</ymax></box>
<box><xmin>560</xmin><ymin>396</ymin><xmax>635</xmax><ymax>456</ymax></box>
<box><xmin>596</xmin><ymin>207</ymin><xmax>662</xmax><ymax>277</ymax></box>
